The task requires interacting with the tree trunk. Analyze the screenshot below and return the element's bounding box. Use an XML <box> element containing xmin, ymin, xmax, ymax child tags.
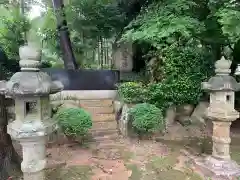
<box><xmin>52</xmin><ymin>0</ymin><xmax>78</xmax><ymax>69</ymax></box>
<box><xmin>0</xmin><ymin>95</ymin><xmax>21</xmax><ymax>180</ymax></box>
<box><xmin>106</xmin><ymin>40</ymin><xmax>109</xmax><ymax>68</ymax></box>
<box><xmin>104</xmin><ymin>39</ymin><xmax>108</xmax><ymax>65</ymax></box>
<box><xmin>100</xmin><ymin>37</ymin><xmax>103</xmax><ymax>69</ymax></box>
<box><xmin>92</xmin><ymin>49</ymin><xmax>95</xmax><ymax>63</ymax></box>
<box><xmin>97</xmin><ymin>38</ymin><xmax>100</xmax><ymax>67</ymax></box>
<box><xmin>20</xmin><ymin>0</ymin><xmax>27</xmax><ymax>44</ymax></box>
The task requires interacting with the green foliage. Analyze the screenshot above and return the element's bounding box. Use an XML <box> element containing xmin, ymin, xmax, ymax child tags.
<box><xmin>128</xmin><ymin>103</ymin><xmax>164</xmax><ymax>134</ymax></box>
<box><xmin>0</xmin><ymin>6</ymin><xmax>30</xmax><ymax>78</ymax></box>
<box><xmin>161</xmin><ymin>41</ymin><xmax>214</xmax><ymax>79</ymax></box>
<box><xmin>117</xmin><ymin>41</ymin><xmax>215</xmax><ymax>108</ymax></box>
<box><xmin>0</xmin><ymin>8</ymin><xmax>30</xmax><ymax>59</ymax></box>
<box><xmin>117</xmin><ymin>82</ymin><xmax>147</xmax><ymax>104</ymax></box>
<box><xmin>34</xmin><ymin>9</ymin><xmax>60</xmax><ymax>61</ymax></box>
<box><xmin>70</xmin><ymin>0</ymin><xmax>125</xmax><ymax>39</ymax></box>
<box><xmin>121</xmin><ymin>0</ymin><xmax>204</xmax><ymax>49</ymax></box>
<box><xmin>147</xmin><ymin>76</ymin><xmax>202</xmax><ymax>110</ymax></box>
<box><xmin>120</xmin><ymin>0</ymin><xmax>219</xmax><ymax>108</ymax></box>
<box><xmin>41</xmin><ymin>60</ymin><xmax>52</xmax><ymax>68</ymax></box>
<box><xmin>55</xmin><ymin>108</ymin><xmax>92</xmax><ymax>137</ymax></box>
<box><xmin>32</xmin><ymin>0</ymin><xmax>126</xmax><ymax>67</ymax></box>
<box><xmin>146</xmin><ymin>41</ymin><xmax>214</xmax><ymax>109</ymax></box>
<box><xmin>215</xmin><ymin>1</ymin><xmax>240</xmax><ymax>45</ymax></box>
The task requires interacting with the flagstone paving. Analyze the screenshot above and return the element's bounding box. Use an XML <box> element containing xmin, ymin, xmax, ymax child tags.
<box><xmin>11</xmin><ymin>124</ymin><xmax>240</xmax><ymax>180</ymax></box>
<box><xmin>44</xmin><ymin>136</ymin><xmax>205</xmax><ymax>180</ymax></box>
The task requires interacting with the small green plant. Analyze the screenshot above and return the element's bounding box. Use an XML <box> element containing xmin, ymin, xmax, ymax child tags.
<box><xmin>128</xmin><ymin>103</ymin><xmax>165</xmax><ymax>135</ymax></box>
<box><xmin>54</xmin><ymin>108</ymin><xmax>92</xmax><ymax>138</ymax></box>
<box><xmin>117</xmin><ymin>82</ymin><xmax>148</xmax><ymax>104</ymax></box>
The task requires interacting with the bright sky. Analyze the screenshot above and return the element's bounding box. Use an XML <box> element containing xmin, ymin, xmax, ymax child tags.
<box><xmin>28</xmin><ymin>1</ymin><xmax>45</xmax><ymax>20</ymax></box>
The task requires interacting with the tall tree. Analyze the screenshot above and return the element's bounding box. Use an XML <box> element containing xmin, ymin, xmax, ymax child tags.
<box><xmin>52</xmin><ymin>0</ymin><xmax>78</xmax><ymax>69</ymax></box>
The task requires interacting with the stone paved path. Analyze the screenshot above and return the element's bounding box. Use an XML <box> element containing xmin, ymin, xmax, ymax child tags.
<box><xmin>44</xmin><ymin>135</ymin><xmax>204</xmax><ymax>180</ymax></box>
<box><xmin>11</xmin><ymin>124</ymin><xmax>240</xmax><ymax>180</ymax></box>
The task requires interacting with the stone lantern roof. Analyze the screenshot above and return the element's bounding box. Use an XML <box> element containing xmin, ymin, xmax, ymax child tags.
<box><xmin>0</xmin><ymin>45</ymin><xmax>63</xmax><ymax>97</ymax></box>
<box><xmin>202</xmin><ymin>56</ymin><xmax>240</xmax><ymax>91</ymax></box>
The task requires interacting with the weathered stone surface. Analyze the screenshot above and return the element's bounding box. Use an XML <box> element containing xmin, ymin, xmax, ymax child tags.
<box><xmin>1</xmin><ymin>46</ymin><xmax>63</xmax><ymax>97</ymax></box>
<box><xmin>118</xmin><ymin>104</ymin><xmax>133</xmax><ymax>137</ymax></box>
<box><xmin>176</xmin><ymin>104</ymin><xmax>194</xmax><ymax>125</ymax></box>
<box><xmin>5</xmin><ymin>44</ymin><xmax>63</xmax><ymax>180</ymax></box>
<box><xmin>113</xmin><ymin>42</ymin><xmax>133</xmax><ymax>72</ymax></box>
<box><xmin>202</xmin><ymin>57</ymin><xmax>240</xmax><ymax>91</ymax></box>
<box><xmin>92</xmin><ymin>113</ymin><xmax>115</xmax><ymax>122</ymax></box>
<box><xmin>196</xmin><ymin>56</ymin><xmax>240</xmax><ymax>178</ymax></box>
<box><xmin>55</xmin><ymin>100</ymin><xmax>79</xmax><ymax>110</ymax></box>
<box><xmin>165</xmin><ymin>105</ymin><xmax>176</xmax><ymax>127</ymax></box>
<box><xmin>83</xmin><ymin>106</ymin><xmax>114</xmax><ymax>114</ymax></box>
<box><xmin>195</xmin><ymin>156</ymin><xmax>240</xmax><ymax>179</ymax></box>
<box><xmin>190</xmin><ymin>101</ymin><xmax>209</xmax><ymax>124</ymax></box>
<box><xmin>80</xmin><ymin>99</ymin><xmax>113</xmax><ymax>107</ymax></box>
<box><xmin>114</xmin><ymin>100</ymin><xmax>122</xmax><ymax>113</ymax></box>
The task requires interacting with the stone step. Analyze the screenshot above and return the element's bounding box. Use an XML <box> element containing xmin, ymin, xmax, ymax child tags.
<box><xmin>92</xmin><ymin>113</ymin><xmax>115</xmax><ymax>122</ymax></box>
<box><xmin>92</xmin><ymin>121</ymin><xmax>118</xmax><ymax>130</ymax></box>
<box><xmin>80</xmin><ymin>99</ymin><xmax>113</xmax><ymax>107</ymax></box>
<box><xmin>90</xmin><ymin>128</ymin><xmax>118</xmax><ymax>137</ymax></box>
<box><xmin>82</xmin><ymin>106</ymin><xmax>114</xmax><ymax>114</ymax></box>
<box><xmin>89</xmin><ymin>133</ymin><xmax>119</xmax><ymax>143</ymax></box>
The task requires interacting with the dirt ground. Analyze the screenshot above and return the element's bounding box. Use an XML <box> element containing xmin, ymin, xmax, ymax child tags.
<box><xmin>10</xmin><ymin>122</ymin><xmax>240</xmax><ymax>180</ymax></box>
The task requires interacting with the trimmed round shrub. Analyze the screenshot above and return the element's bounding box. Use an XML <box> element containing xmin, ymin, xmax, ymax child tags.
<box><xmin>128</xmin><ymin>103</ymin><xmax>164</xmax><ymax>134</ymax></box>
<box><xmin>117</xmin><ymin>82</ymin><xmax>148</xmax><ymax>104</ymax></box>
<box><xmin>54</xmin><ymin>107</ymin><xmax>92</xmax><ymax>137</ymax></box>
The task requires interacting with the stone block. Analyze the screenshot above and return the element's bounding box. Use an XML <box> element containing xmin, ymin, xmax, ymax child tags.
<box><xmin>114</xmin><ymin>100</ymin><xmax>123</xmax><ymax>113</ymax></box>
<box><xmin>80</xmin><ymin>99</ymin><xmax>113</xmax><ymax>107</ymax></box>
<box><xmin>92</xmin><ymin>113</ymin><xmax>115</xmax><ymax>122</ymax></box>
<box><xmin>190</xmin><ymin>101</ymin><xmax>209</xmax><ymax>124</ymax></box>
<box><xmin>82</xmin><ymin>106</ymin><xmax>114</xmax><ymax>114</ymax></box>
<box><xmin>92</xmin><ymin>121</ymin><xmax>117</xmax><ymax>130</ymax></box>
<box><xmin>176</xmin><ymin>104</ymin><xmax>194</xmax><ymax>125</ymax></box>
<box><xmin>118</xmin><ymin>104</ymin><xmax>132</xmax><ymax>137</ymax></box>
<box><xmin>165</xmin><ymin>105</ymin><xmax>176</xmax><ymax>127</ymax></box>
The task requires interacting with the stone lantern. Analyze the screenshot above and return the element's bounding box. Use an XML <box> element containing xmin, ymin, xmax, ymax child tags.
<box><xmin>1</xmin><ymin>45</ymin><xmax>63</xmax><ymax>180</ymax></box>
<box><xmin>197</xmin><ymin>56</ymin><xmax>240</xmax><ymax>179</ymax></box>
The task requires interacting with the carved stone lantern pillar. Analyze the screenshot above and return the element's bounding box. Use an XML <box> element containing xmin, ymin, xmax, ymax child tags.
<box><xmin>197</xmin><ymin>56</ymin><xmax>240</xmax><ymax>178</ymax></box>
<box><xmin>1</xmin><ymin>45</ymin><xmax>63</xmax><ymax>180</ymax></box>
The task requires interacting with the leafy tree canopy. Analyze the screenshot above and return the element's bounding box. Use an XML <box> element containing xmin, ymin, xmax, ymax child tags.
<box><xmin>121</xmin><ymin>0</ymin><xmax>204</xmax><ymax>49</ymax></box>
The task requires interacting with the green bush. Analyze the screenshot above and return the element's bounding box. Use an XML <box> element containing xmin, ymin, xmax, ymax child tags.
<box><xmin>117</xmin><ymin>82</ymin><xmax>148</xmax><ymax>104</ymax></box>
<box><xmin>128</xmin><ymin>103</ymin><xmax>164</xmax><ymax>134</ymax></box>
<box><xmin>147</xmin><ymin>75</ymin><xmax>203</xmax><ymax>109</ymax></box>
<box><xmin>146</xmin><ymin>41</ymin><xmax>214</xmax><ymax>110</ymax></box>
<box><xmin>54</xmin><ymin>108</ymin><xmax>92</xmax><ymax>137</ymax></box>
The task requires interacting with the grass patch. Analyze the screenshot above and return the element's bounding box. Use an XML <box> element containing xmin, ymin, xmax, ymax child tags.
<box><xmin>46</xmin><ymin>165</ymin><xmax>92</xmax><ymax>180</ymax></box>
<box><xmin>146</xmin><ymin>154</ymin><xmax>178</xmax><ymax>172</ymax></box>
<box><xmin>143</xmin><ymin>153</ymin><xmax>202</xmax><ymax>180</ymax></box>
<box><xmin>157</xmin><ymin>137</ymin><xmax>212</xmax><ymax>155</ymax></box>
<box><xmin>231</xmin><ymin>137</ymin><xmax>240</xmax><ymax>164</ymax></box>
<box><xmin>126</xmin><ymin>164</ymin><xmax>142</xmax><ymax>180</ymax></box>
<box><xmin>121</xmin><ymin>150</ymin><xmax>134</xmax><ymax>162</ymax></box>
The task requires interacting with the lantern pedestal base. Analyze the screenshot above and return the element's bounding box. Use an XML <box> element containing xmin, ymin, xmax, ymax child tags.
<box><xmin>194</xmin><ymin>156</ymin><xmax>240</xmax><ymax>179</ymax></box>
